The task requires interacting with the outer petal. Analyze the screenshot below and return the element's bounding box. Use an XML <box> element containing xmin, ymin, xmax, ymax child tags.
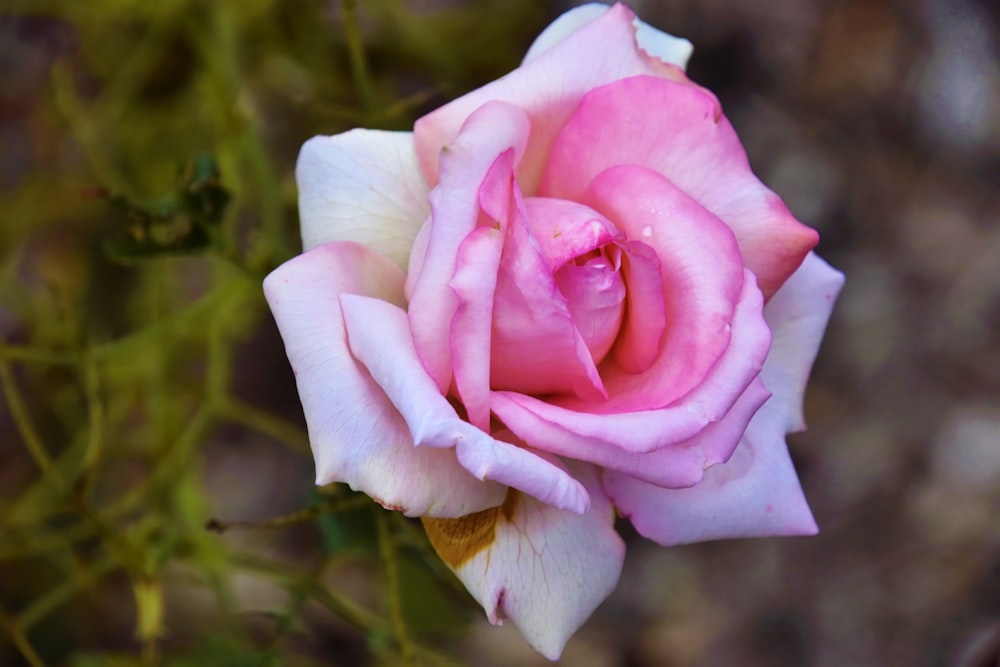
<box><xmin>424</xmin><ymin>464</ymin><xmax>624</xmax><ymax>660</ymax></box>
<box><xmin>340</xmin><ymin>294</ymin><xmax>589</xmax><ymax>514</ymax></box>
<box><xmin>407</xmin><ymin>101</ymin><xmax>530</xmax><ymax>391</ymax></box>
<box><xmin>414</xmin><ymin>4</ymin><xmax>694</xmax><ymax>194</ymax></box>
<box><xmin>541</xmin><ymin>75</ymin><xmax>818</xmax><ymax>298</ymax></box>
<box><xmin>296</xmin><ymin>131</ymin><xmax>429</xmax><ymax>268</ymax></box>
<box><xmin>263</xmin><ymin>242</ymin><xmax>503</xmax><ymax>517</ymax></box>
<box><xmin>762</xmin><ymin>252</ymin><xmax>845</xmax><ymax>432</ymax></box>
<box><xmin>490</xmin><ymin>270</ymin><xmax>770</xmax><ymax>460</ymax></box>
<box><xmin>601</xmin><ymin>254</ymin><xmax>842</xmax><ymax>544</ymax></box>
<box><xmin>603</xmin><ymin>391</ymin><xmax>819</xmax><ymax>545</ymax></box>
<box><xmin>633</xmin><ymin>16</ymin><xmax>694</xmax><ymax>69</ymax></box>
<box><xmin>577</xmin><ymin>379</ymin><xmax>771</xmax><ymax>488</ymax></box>
<box><xmin>523</xmin><ymin>4</ymin><xmax>693</xmax><ymax>69</ymax></box>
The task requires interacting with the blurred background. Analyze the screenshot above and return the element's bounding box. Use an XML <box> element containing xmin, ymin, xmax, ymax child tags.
<box><xmin>1</xmin><ymin>0</ymin><xmax>997</xmax><ymax>665</ymax></box>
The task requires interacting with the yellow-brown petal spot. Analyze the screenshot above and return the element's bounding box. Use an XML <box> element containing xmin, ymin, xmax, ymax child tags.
<box><xmin>422</xmin><ymin>491</ymin><xmax>520</xmax><ymax>569</ymax></box>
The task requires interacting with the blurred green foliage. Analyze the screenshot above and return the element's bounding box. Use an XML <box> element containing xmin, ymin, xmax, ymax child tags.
<box><xmin>0</xmin><ymin>0</ymin><xmax>548</xmax><ymax>664</ymax></box>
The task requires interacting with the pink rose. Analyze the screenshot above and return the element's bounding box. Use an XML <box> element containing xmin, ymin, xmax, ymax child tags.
<box><xmin>264</xmin><ymin>3</ymin><xmax>843</xmax><ymax>659</ymax></box>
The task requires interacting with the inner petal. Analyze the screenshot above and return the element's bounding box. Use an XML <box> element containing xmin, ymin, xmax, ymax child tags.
<box><xmin>611</xmin><ymin>240</ymin><xmax>667</xmax><ymax>373</ymax></box>
<box><xmin>522</xmin><ymin>197</ymin><xmax>621</xmax><ymax>269</ymax></box>
<box><xmin>554</xmin><ymin>246</ymin><xmax>626</xmax><ymax>364</ymax></box>
<box><xmin>490</xmin><ymin>198</ymin><xmax>608</xmax><ymax>401</ymax></box>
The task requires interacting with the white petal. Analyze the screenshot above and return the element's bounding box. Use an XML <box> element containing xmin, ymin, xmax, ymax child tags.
<box><xmin>763</xmin><ymin>252</ymin><xmax>845</xmax><ymax>432</ymax></box>
<box><xmin>634</xmin><ymin>17</ymin><xmax>693</xmax><ymax>69</ymax></box>
<box><xmin>263</xmin><ymin>242</ymin><xmax>504</xmax><ymax>517</ymax></box>
<box><xmin>296</xmin><ymin>131</ymin><xmax>430</xmax><ymax>268</ymax></box>
<box><xmin>521</xmin><ymin>4</ymin><xmax>611</xmax><ymax>64</ymax></box>
<box><xmin>437</xmin><ymin>464</ymin><xmax>624</xmax><ymax>660</ymax></box>
<box><xmin>523</xmin><ymin>3</ymin><xmax>693</xmax><ymax>70</ymax></box>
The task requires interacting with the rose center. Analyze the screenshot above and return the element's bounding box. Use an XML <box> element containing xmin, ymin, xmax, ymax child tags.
<box><xmin>553</xmin><ymin>243</ymin><xmax>626</xmax><ymax>364</ymax></box>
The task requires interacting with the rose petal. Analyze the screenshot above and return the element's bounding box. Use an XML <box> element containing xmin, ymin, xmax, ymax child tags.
<box><xmin>554</xmin><ymin>250</ymin><xmax>626</xmax><ymax>364</ymax></box>
<box><xmin>762</xmin><ymin>252</ymin><xmax>845</xmax><ymax>432</ymax></box>
<box><xmin>612</xmin><ymin>240</ymin><xmax>667</xmax><ymax>374</ymax></box>
<box><xmin>490</xmin><ymin>196</ymin><xmax>607</xmax><ymax>401</ymax></box>
<box><xmin>263</xmin><ymin>242</ymin><xmax>504</xmax><ymax>517</ymax></box>
<box><xmin>523</xmin><ymin>3</ymin><xmax>693</xmax><ymax>69</ymax></box>
<box><xmin>414</xmin><ymin>4</ymin><xmax>693</xmax><ymax>194</ymax></box>
<box><xmin>340</xmin><ymin>294</ymin><xmax>589</xmax><ymax>513</ymax></box>
<box><xmin>583</xmin><ymin>165</ymin><xmax>744</xmax><ymax>410</ymax></box>
<box><xmin>491</xmin><ymin>269</ymin><xmax>770</xmax><ymax>458</ymax></box>
<box><xmin>585</xmin><ymin>379</ymin><xmax>771</xmax><ymax>488</ymax></box>
<box><xmin>542</xmin><ymin>75</ymin><xmax>818</xmax><ymax>298</ymax></box>
<box><xmin>424</xmin><ymin>464</ymin><xmax>624</xmax><ymax>660</ymax></box>
<box><xmin>449</xmin><ymin>150</ymin><xmax>519</xmax><ymax>431</ymax></box>
<box><xmin>633</xmin><ymin>15</ymin><xmax>694</xmax><ymax>69</ymax></box>
<box><xmin>404</xmin><ymin>218</ymin><xmax>431</xmax><ymax>301</ymax></box>
<box><xmin>523</xmin><ymin>197</ymin><xmax>621</xmax><ymax>270</ymax></box>
<box><xmin>600</xmin><ymin>255</ymin><xmax>842</xmax><ymax>545</ymax></box>
<box><xmin>296</xmin><ymin>131</ymin><xmax>429</xmax><ymax>268</ymax></box>
<box><xmin>407</xmin><ymin>101</ymin><xmax>530</xmax><ymax>392</ymax></box>
<box><xmin>450</xmin><ymin>226</ymin><xmax>504</xmax><ymax>432</ymax></box>
<box><xmin>603</xmin><ymin>388</ymin><xmax>819</xmax><ymax>546</ymax></box>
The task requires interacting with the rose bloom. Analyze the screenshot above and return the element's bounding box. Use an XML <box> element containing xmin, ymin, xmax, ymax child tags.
<box><xmin>264</xmin><ymin>3</ymin><xmax>843</xmax><ymax>659</ymax></box>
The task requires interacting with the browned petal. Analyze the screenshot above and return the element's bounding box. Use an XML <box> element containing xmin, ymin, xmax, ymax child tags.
<box><xmin>422</xmin><ymin>492</ymin><xmax>520</xmax><ymax>569</ymax></box>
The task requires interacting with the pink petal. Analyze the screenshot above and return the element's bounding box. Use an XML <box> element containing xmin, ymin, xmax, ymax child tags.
<box><xmin>414</xmin><ymin>4</ymin><xmax>694</xmax><ymax>195</ymax></box>
<box><xmin>554</xmin><ymin>249</ymin><xmax>626</xmax><ymax>364</ymax></box>
<box><xmin>340</xmin><ymin>294</ymin><xmax>589</xmax><ymax>514</ymax></box>
<box><xmin>263</xmin><ymin>242</ymin><xmax>505</xmax><ymax>517</ymax></box>
<box><xmin>403</xmin><ymin>218</ymin><xmax>431</xmax><ymax>301</ymax></box>
<box><xmin>762</xmin><ymin>252</ymin><xmax>845</xmax><ymax>433</ymax></box>
<box><xmin>523</xmin><ymin>197</ymin><xmax>627</xmax><ymax>364</ymax></box>
<box><xmin>490</xmin><ymin>269</ymin><xmax>770</xmax><ymax>459</ymax></box>
<box><xmin>296</xmin><ymin>131</ymin><xmax>429</xmax><ymax>269</ymax></box>
<box><xmin>446</xmin><ymin>463</ymin><xmax>624</xmax><ymax>660</ymax></box>
<box><xmin>450</xmin><ymin>226</ymin><xmax>504</xmax><ymax>431</ymax></box>
<box><xmin>490</xmin><ymin>195</ymin><xmax>607</xmax><ymax>401</ymax></box>
<box><xmin>607</xmin><ymin>253</ymin><xmax>843</xmax><ymax>542</ymax></box>
<box><xmin>522</xmin><ymin>197</ymin><xmax>621</xmax><ymax>270</ymax></box>
<box><xmin>586</xmin><ymin>379</ymin><xmax>771</xmax><ymax>488</ymax></box>
<box><xmin>407</xmin><ymin>101</ymin><xmax>531</xmax><ymax>392</ymax></box>
<box><xmin>448</xmin><ymin>150</ymin><xmax>520</xmax><ymax>431</ymax></box>
<box><xmin>541</xmin><ymin>75</ymin><xmax>818</xmax><ymax>298</ymax></box>
<box><xmin>583</xmin><ymin>165</ymin><xmax>745</xmax><ymax>410</ymax></box>
<box><xmin>603</xmin><ymin>388</ymin><xmax>819</xmax><ymax>546</ymax></box>
<box><xmin>612</xmin><ymin>240</ymin><xmax>667</xmax><ymax>373</ymax></box>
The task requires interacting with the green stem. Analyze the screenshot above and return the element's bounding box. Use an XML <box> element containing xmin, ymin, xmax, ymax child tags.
<box><xmin>230</xmin><ymin>553</ymin><xmax>383</xmax><ymax>633</ymax></box>
<box><xmin>0</xmin><ymin>609</ymin><xmax>47</xmax><ymax>667</ymax></box>
<box><xmin>340</xmin><ymin>0</ymin><xmax>376</xmax><ymax>118</ymax></box>
<box><xmin>376</xmin><ymin>508</ymin><xmax>415</xmax><ymax>665</ymax></box>
<box><xmin>17</xmin><ymin>552</ymin><xmax>117</xmax><ymax>631</ymax></box>
<box><xmin>205</xmin><ymin>494</ymin><xmax>369</xmax><ymax>533</ymax></box>
<box><xmin>0</xmin><ymin>359</ymin><xmax>65</xmax><ymax>490</ymax></box>
<box><xmin>81</xmin><ymin>350</ymin><xmax>104</xmax><ymax>472</ymax></box>
<box><xmin>0</xmin><ymin>344</ymin><xmax>77</xmax><ymax>366</ymax></box>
